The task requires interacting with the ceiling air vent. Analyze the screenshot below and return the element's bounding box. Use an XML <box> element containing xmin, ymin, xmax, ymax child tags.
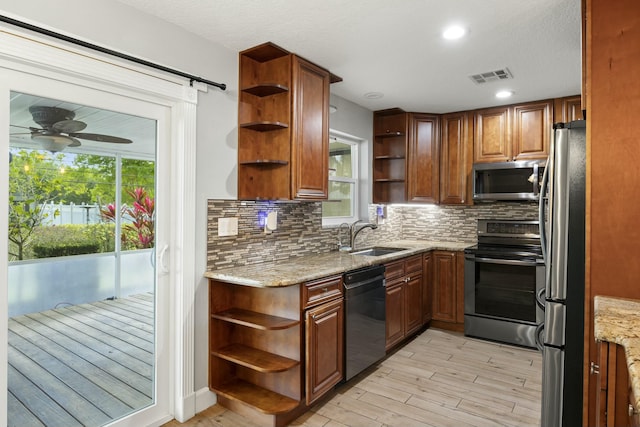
<box><xmin>469</xmin><ymin>68</ymin><xmax>513</xmax><ymax>84</ymax></box>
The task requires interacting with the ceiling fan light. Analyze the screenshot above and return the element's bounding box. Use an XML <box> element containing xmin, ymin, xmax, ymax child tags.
<box><xmin>31</xmin><ymin>134</ymin><xmax>73</xmax><ymax>152</ymax></box>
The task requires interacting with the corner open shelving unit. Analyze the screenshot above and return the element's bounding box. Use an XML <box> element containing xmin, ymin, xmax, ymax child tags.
<box><xmin>373</xmin><ymin>108</ymin><xmax>409</xmax><ymax>203</ymax></box>
<box><xmin>208</xmin><ymin>280</ymin><xmax>305</xmax><ymax>426</ymax></box>
<box><xmin>237</xmin><ymin>42</ymin><xmax>293</xmax><ymax>200</ymax></box>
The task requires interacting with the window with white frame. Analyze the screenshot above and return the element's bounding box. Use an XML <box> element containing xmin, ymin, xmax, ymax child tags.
<box><xmin>322</xmin><ymin>133</ymin><xmax>359</xmax><ymax>226</ymax></box>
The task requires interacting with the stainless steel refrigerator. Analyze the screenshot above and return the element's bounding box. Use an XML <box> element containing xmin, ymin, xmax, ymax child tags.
<box><xmin>538</xmin><ymin>120</ymin><xmax>586</xmax><ymax>427</ymax></box>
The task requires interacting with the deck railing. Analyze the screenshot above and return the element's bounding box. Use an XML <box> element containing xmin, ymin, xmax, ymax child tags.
<box><xmin>8</xmin><ymin>248</ymin><xmax>154</xmax><ymax>316</ymax></box>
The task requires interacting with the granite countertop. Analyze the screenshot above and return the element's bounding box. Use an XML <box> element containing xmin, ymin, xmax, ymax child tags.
<box><xmin>204</xmin><ymin>240</ymin><xmax>473</xmax><ymax>287</ymax></box>
<box><xmin>594</xmin><ymin>295</ymin><xmax>640</xmax><ymax>410</ymax></box>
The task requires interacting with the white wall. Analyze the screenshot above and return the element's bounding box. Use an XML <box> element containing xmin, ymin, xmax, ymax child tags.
<box><xmin>0</xmin><ymin>0</ymin><xmax>375</xmax><ymax>396</ymax></box>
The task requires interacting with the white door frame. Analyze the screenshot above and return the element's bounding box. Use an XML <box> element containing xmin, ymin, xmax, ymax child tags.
<box><xmin>0</xmin><ymin>25</ymin><xmax>200</xmax><ymax>425</ymax></box>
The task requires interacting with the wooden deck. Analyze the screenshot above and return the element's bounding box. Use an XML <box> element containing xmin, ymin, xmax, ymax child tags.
<box><xmin>8</xmin><ymin>294</ymin><xmax>155</xmax><ymax>427</ymax></box>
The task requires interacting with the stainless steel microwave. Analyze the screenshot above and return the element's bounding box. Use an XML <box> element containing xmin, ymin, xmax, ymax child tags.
<box><xmin>472</xmin><ymin>160</ymin><xmax>546</xmax><ymax>201</ymax></box>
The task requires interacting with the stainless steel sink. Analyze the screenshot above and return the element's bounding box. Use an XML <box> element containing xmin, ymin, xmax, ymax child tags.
<box><xmin>350</xmin><ymin>247</ymin><xmax>407</xmax><ymax>256</ymax></box>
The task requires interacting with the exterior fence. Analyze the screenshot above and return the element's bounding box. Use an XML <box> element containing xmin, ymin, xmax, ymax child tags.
<box><xmin>41</xmin><ymin>202</ymin><xmax>103</xmax><ymax>225</ymax></box>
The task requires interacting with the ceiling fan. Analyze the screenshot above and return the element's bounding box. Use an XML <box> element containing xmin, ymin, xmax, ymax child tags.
<box><xmin>10</xmin><ymin>106</ymin><xmax>133</xmax><ymax>152</ymax></box>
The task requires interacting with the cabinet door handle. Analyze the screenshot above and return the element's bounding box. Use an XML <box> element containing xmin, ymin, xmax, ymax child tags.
<box><xmin>590</xmin><ymin>361</ymin><xmax>600</xmax><ymax>375</ymax></box>
<box><xmin>322</xmin><ymin>287</ymin><xmax>328</xmax><ymax>293</ymax></box>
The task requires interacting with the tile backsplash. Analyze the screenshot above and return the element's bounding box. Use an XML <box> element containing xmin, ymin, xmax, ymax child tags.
<box><xmin>206</xmin><ymin>200</ymin><xmax>538</xmax><ymax>271</ymax></box>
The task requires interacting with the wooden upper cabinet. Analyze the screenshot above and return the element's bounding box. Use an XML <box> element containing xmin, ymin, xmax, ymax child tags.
<box><xmin>372</xmin><ymin>109</ymin><xmax>408</xmax><ymax>204</ymax></box>
<box><xmin>291</xmin><ymin>56</ymin><xmax>330</xmax><ymax>200</ymax></box>
<box><xmin>474</xmin><ymin>106</ymin><xmax>511</xmax><ymax>163</ymax></box>
<box><xmin>440</xmin><ymin>112</ymin><xmax>472</xmax><ymax>205</ymax></box>
<box><xmin>511</xmin><ymin>99</ymin><xmax>552</xmax><ymax>161</ymax></box>
<box><xmin>237</xmin><ymin>42</ymin><xmax>335</xmax><ymax>201</ymax></box>
<box><xmin>474</xmin><ymin>100</ymin><xmax>552</xmax><ymax>163</ymax></box>
<box><xmin>554</xmin><ymin>95</ymin><xmax>584</xmax><ymax>123</ymax></box>
<box><xmin>407</xmin><ymin>113</ymin><xmax>439</xmax><ymax>203</ymax></box>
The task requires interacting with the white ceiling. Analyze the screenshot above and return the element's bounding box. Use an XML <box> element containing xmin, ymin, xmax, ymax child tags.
<box><xmin>114</xmin><ymin>0</ymin><xmax>582</xmax><ymax>114</ymax></box>
<box><xmin>9</xmin><ymin>92</ymin><xmax>157</xmax><ymax>157</ymax></box>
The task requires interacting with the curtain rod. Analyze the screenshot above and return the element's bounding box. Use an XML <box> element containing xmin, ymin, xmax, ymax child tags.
<box><xmin>0</xmin><ymin>14</ymin><xmax>226</xmax><ymax>91</ymax></box>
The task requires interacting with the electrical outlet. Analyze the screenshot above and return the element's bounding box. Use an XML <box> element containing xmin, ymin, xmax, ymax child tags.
<box><xmin>218</xmin><ymin>217</ymin><xmax>238</xmax><ymax>236</ymax></box>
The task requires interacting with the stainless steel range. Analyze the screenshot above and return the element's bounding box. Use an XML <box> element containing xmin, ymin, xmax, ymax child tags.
<box><xmin>464</xmin><ymin>219</ymin><xmax>545</xmax><ymax>349</ymax></box>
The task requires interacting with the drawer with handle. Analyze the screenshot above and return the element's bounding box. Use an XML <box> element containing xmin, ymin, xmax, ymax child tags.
<box><xmin>302</xmin><ymin>275</ymin><xmax>343</xmax><ymax>309</ymax></box>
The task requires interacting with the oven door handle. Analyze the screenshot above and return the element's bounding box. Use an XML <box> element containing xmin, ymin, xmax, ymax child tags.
<box><xmin>473</xmin><ymin>257</ymin><xmax>540</xmax><ymax>267</ymax></box>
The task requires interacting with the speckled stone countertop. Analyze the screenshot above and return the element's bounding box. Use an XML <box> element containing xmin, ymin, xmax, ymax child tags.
<box><xmin>204</xmin><ymin>240</ymin><xmax>473</xmax><ymax>287</ymax></box>
<box><xmin>594</xmin><ymin>295</ymin><xmax>640</xmax><ymax>410</ymax></box>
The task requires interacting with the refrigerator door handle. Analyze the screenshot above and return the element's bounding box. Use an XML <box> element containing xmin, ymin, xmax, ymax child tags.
<box><xmin>541</xmin><ymin>346</ymin><xmax>565</xmax><ymax>427</ymax></box>
<box><xmin>539</xmin><ymin>154</ymin><xmax>550</xmax><ymax>265</ymax></box>
<box><xmin>549</xmin><ymin>128</ymin><xmax>570</xmax><ymax>301</ymax></box>
<box><xmin>544</xmin><ymin>301</ymin><xmax>566</xmax><ymax>347</ymax></box>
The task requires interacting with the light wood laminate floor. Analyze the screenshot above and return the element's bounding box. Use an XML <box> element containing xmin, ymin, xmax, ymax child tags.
<box><xmin>165</xmin><ymin>328</ymin><xmax>542</xmax><ymax>427</ymax></box>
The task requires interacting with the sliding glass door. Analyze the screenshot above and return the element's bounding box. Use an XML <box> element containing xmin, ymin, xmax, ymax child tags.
<box><xmin>2</xmin><ymin>69</ymin><xmax>171</xmax><ymax>427</ymax></box>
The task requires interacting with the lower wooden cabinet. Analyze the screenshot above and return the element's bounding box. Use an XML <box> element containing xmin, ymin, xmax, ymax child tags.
<box><xmin>432</xmin><ymin>251</ymin><xmax>457</xmax><ymax>322</ymax></box>
<box><xmin>594</xmin><ymin>340</ymin><xmax>636</xmax><ymax>427</ymax></box>
<box><xmin>384</xmin><ymin>254</ymin><xmax>423</xmax><ymax>350</ymax></box>
<box><xmin>305</xmin><ymin>297</ymin><xmax>344</xmax><ymax>405</ymax></box>
<box><xmin>385</xmin><ymin>279</ymin><xmax>405</xmax><ymax>349</ymax></box>
<box><xmin>422</xmin><ymin>252</ymin><xmax>433</xmax><ymax>325</ymax></box>
<box><xmin>431</xmin><ymin>250</ymin><xmax>464</xmax><ymax>331</ymax></box>
<box><xmin>208</xmin><ymin>274</ymin><xmax>344</xmax><ymax>426</ymax></box>
<box><xmin>405</xmin><ymin>273</ymin><xmax>423</xmax><ymax>335</ymax></box>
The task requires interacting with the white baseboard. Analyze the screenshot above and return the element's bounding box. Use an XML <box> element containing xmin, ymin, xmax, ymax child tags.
<box><xmin>195</xmin><ymin>387</ymin><xmax>217</xmax><ymax>414</ymax></box>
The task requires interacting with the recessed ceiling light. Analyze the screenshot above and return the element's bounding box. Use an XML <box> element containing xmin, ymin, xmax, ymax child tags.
<box><xmin>363</xmin><ymin>92</ymin><xmax>384</xmax><ymax>99</ymax></box>
<box><xmin>496</xmin><ymin>90</ymin><xmax>514</xmax><ymax>99</ymax></box>
<box><xmin>442</xmin><ymin>25</ymin><xmax>467</xmax><ymax>40</ymax></box>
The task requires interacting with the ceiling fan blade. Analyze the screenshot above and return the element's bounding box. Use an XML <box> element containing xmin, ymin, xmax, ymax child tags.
<box><xmin>10</xmin><ymin>124</ymin><xmax>42</xmax><ymax>131</ymax></box>
<box><xmin>52</xmin><ymin>119</ymin><xmax>87</xmax><ymax>134</ymax></box>
<box><xmin>68</xmin><ymin>137</ymin><xmax>82</xmax><ymax>147</ymax></box>
<box><xmin>69</xmin><ymin>133</ymin><xmax>133</xmax><ymax>144</ymax></box>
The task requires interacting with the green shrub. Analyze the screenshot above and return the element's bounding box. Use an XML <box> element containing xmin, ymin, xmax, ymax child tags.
<box><xmin>31</xmin><ymin>225</ymin><xmax>101</xmax><ymax>258</ymax></box>
<box><xmin>82</xmin><ymin>222</ymin><xmax>116</xmax><ymax>253</ymax></box>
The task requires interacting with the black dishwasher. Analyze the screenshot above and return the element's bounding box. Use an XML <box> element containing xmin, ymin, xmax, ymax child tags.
<box><xmin>343</xmin><ymin>264</ymin><xmax>386</xmax><ymax>381</ymax></box>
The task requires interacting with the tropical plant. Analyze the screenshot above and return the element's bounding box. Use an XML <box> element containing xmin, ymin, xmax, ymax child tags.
<box><xmin>100</xmin><ymin>187</ymin><xmax>155</xmax><ymax>250</ymax></box>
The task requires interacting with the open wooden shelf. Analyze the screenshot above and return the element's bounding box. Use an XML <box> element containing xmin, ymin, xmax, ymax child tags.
<box><xmin>213</xmin><ymin>379</ymin><xmax>299</xmax><ymax>415</ymax></box>
<box><xmin>241</xmin><ymin>42</ymin><xmax>290</xmax><ymax>62</ymax></box>
<box><xmin>239</xmin><ymin>159</ymin><xmax>289</xmax><ymax>165</ymax></box>
<box><xmin>212</xmin><ymin>308</ymin><xmax>299</xmax><ymax>330</ymax></box>
<box><xmin>212</xmin><ymin>343</ymin><xmax>300</xmax><ymax>373</ymax></box>
<box><xmin>374</xmin><ymin>178</ymin><xmax>406</xmax><ymax>183</ymax></box>
<box><xmin>241</xmin><ymin>84</ymin><xmax>289</xmax><ymax>97</ymax></box>
<box><xmin>374</xmin><ymin>155</ymin><xmax>406</xmax><ymax>160</ymax></box>
<box><xmin>375</xmin><ymin>132</ymin><xmax>406</xmax><ymax>138</ymax></box>
<box><xmin>240</xmin><ymin>121</ymin><xmax>289</xmax><ymax>132</ymax></box>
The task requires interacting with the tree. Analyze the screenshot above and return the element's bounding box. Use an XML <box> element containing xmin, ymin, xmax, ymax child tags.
<box><xmin>8</xmin><ymin>150</ymin><xmax>65</xmax><ymax>260</ymax></box>
<box><xmin>7</xmin><ymin>148</ymin><xmax>156</xmax><ymax>260</ymax></box>
<box><xmin>71</xmin><ymin>155</ymin><xmax>155</xmax><ymax>205</ymax></box>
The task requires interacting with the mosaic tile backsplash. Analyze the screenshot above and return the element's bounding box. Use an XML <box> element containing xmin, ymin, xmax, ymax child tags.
<box><xmin>206</xmin><ymin>200</ymin><xmax>538</xmax><ymax>271</ymax></box>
